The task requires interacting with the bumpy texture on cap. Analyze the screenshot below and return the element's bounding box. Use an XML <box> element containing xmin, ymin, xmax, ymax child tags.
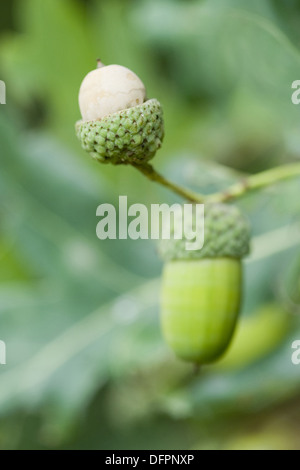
<box><xmin>76</xmin><ymin>98</ymin><xmax>164</xmax><ymax>165</ymax></box>
<box><xmin>158</xmin><ymin>203</ymin><xmax>250</xmax><ymax>261</ymax></box>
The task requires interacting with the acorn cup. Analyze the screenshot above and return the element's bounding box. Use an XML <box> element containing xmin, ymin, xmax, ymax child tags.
<box><xmin>158</xmin><ymin>203</ymin><xmax>251</xmax><ymax>365</ymax></box>
<box><xmin>76</xmin><ymin>61</ymin><xmax>164</xmax><ymax>165</ymax></box>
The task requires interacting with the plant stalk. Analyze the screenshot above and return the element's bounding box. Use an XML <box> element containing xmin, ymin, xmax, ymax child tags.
<box><xmin>206</xmin><ymin>163</ymin><xmax>300</xmax><ymax>203</ymax></box>
<box><xmin>134</xmin><ymin>162</ymin><xmax>300</xmax><ymax>205</ymax></box>
<box><xmin>133</xmin><ymin>163</ymin><xmax>205</xmax><ymax>202</ymax></box>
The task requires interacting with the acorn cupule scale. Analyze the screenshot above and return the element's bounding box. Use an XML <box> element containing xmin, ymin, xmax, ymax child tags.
<box><xmin>76</xmin><ymin>98</ymin><xmax>164</xmax><ymax>165</ymax></box>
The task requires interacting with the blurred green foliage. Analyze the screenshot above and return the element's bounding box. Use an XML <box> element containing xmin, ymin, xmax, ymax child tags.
<box><xmin>1</xmin><ymin>0</ymin><xmax>300</xmax><ymax>450</ymax></box>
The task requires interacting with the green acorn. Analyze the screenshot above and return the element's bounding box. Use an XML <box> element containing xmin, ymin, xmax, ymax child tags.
<box><xmin>76</xmin><ymin>61</ymin><xmax>164</xmax><ymax>165</ymax></box>
<box><xmin>158</xmin><ymin>203</ymin><xmax>251</xmax><ymax>365</ymax></box>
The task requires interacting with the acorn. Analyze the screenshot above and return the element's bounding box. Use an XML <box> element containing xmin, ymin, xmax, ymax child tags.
<box><xmin>215</xmin><ymin>303</ymin><xmax>291</xmax><ymax>371</ymax></box>
<box><xmin>158</xmin><ymin>203</ymin><xmax>251</xmax><ymax>365</ymax></box>
<box><xmin>76</xmin><ymin>61</ymin><xmax>164</xmax><ymax>165</ymax></box>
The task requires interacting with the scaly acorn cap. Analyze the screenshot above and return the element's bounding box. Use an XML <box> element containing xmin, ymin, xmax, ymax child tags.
<box><xmin>75</xmin><ymin>98</ymin><xmax>164</xmax><ymax>165</ymax></box>
<box><xmin>158</xmin><ymin>203</ymin><xmax>250</xmax><ymax>262</ymax></box>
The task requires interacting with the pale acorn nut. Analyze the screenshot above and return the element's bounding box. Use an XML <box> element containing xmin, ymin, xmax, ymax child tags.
<box><xmin>79</xmin><ymin>62</ymin><xmax>146</xmax><ymax>121</ymax></box>
<box><xmin>76</xmin><ymin>61</ymin><xmax>164</xmax><ymax>165</ymax></box>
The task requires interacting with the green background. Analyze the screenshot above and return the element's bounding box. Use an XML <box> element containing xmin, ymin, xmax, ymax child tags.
<box><xmin>1</xmin><ymin>0</ymin><xmax>300</xmax><ymax>450</ymax></box>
